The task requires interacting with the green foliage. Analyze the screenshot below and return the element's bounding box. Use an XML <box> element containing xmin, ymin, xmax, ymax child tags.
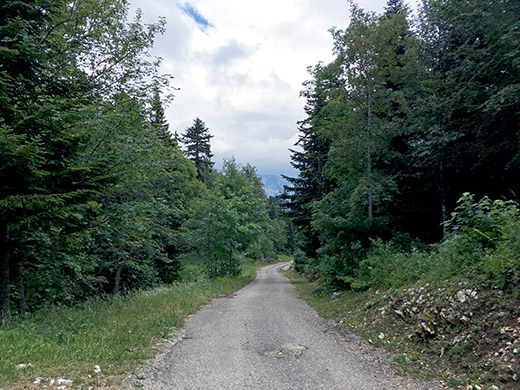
<box><xmin>484</xmin><ymin>219</ymin><xmax>520</xmax><ymax>290</ymax></box>
<box><xmin>283</xmin><ymin>0</ymin><xmax>520</xmax><ymax>292</ymax></box>
<box><xmin>246</xmin><ymin>235</ymin><xmax>276</xmax><ymax>260</ymax></box>
<box><xmin>352</xmin><ymin>194</ymin><xmax>520</xmax><ymax>291</ymax></box>
<box><xmin>439</xmin><ymin>194</ymin><xmax>520</xmax><ymax>288</ymax></box>
<box><xmin>181</xmin><ymin>117</ymin><xmax>214</xmax><ymax>179</ymax></box>
<box><xmin>182</xmin><ymin>159</ymin><xmax>281</xmax><ymax>278</ymax></box>
<box><xmin>444</xmin><ymin>193</ymin><xmax>518</xmax><ymax>248</ymax></box>
<box><xmin>1</xmin><ymin>0</ymin><xmax>283</xmax><ymax>322</ymax></box>
<box><xmin>282</xmin><ymin>62</ymin><xmax>336</xmax><ymax>257</ymax></box>
<box><xmin>354</xmin><ymin>240</ymin><xmax>435</xmax><ymax>290</ymax></box>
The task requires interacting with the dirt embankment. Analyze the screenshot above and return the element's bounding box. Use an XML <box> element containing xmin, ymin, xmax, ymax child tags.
<box><xmin>345</xmin><ymin>283</ymin><xmax>519</xmax><ymax>389</ymax></box>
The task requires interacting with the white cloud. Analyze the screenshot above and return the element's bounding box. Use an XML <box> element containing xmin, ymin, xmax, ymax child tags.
<box><xmin>130</xmin><ymin>0</ymin><xmax>418</xmax><ymax>176</ymax></box>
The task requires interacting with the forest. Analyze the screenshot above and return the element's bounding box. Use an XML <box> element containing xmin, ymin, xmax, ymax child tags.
<box><xmin>0</xmin><ymin>0</ymin><xmax>286</xmax><ymax>324</ymax></box>
<box><xmin>283</xmin><ymin>0</ymin><xmax>520</xmax><ymax>292</ymax></box>
<box><xmin>1</xmin><ymin>1</ymin><xmax>518</xmax><ymax>388</ymax></box>
<box><xmin>1</xmin><ymin>0</ymin><xmax>519</xmax><ymax>327</ymax></box>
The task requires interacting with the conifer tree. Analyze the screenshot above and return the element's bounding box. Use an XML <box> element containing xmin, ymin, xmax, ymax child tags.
<box><xmin>0</xmin><ymin>0</ymin><xmax>175</xmax><ymax>318</ymax></box>
<box><xmin>384</xmin><ymin>0</ymin><xmax>406</xmax><ymax>15</ymax></box>
<box><xmin>182</xmin><ymin>118</ymin><xmax>214</xmax><ymax>178</ymax></box>
<box><xmin>283</xmin><ymin>63</ymin><xmax>340</xmax><ymax>257</ymax></box>
<box><xmin>150</xmin><ymin>87</ymin><xmax>174</xmax><ymax>146</ymax></box>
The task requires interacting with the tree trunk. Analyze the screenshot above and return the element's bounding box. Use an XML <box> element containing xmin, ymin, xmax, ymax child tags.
<box><xmin>11</xmin><ymin>258</ymin><xmax>28</xmax><ymax>314</ymax></box>
<box><xmin>439</xmin><ymin>158</ymin><xmax>448</xmax><ymax>240</ymax></box>
<box><xmin>16</xmin><ymin>280</ymin><xmax>29</xmax><ymax>314</ymax></box>
<box><xmin>113</xmin><ymin>264</ymin><xmax>122</xmax><ymax>296</ymax></box>
<box><xmin>0</xmin><ymin>223</ymin><xmax>11</xmax><ymax>324</ymax></box>
<box><xmin>367</xmin><ymin>86</ymin><xmax>374</xmax><ymax>225</ymax></box>
<box><xmin>367</xmin><ymin>145</ymin><xmax>373</xmax><ymax>224</ymax></box>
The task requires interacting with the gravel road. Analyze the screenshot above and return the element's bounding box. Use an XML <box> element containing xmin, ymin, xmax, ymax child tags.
<box><xmin>136</xmin><ymin>262</ymin><xmax>442</xmax><ymax>390</ymax></box>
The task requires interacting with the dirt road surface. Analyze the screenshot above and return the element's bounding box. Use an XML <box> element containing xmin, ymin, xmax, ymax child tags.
<box><xmin>136</xmin><ymin>262</ymin><xmax>442</xmax><ymax>390</ymax></box>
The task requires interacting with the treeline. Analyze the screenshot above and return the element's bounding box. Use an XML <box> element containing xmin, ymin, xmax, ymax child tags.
<box><xmin>0</xmin><ymin>0</ymin><xmax>286</xmax><ymax>323</ymax></box>
<box><xmin>284</xmin><ymin>0</ymin><xmax>519</xmax><ymax>288</ymax></box>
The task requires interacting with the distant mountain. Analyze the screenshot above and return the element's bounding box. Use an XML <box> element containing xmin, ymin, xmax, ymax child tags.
<box><xmin>259</xmin><ymin>174</ymin><xmax>290</xmax><ymax>197</ymax></box>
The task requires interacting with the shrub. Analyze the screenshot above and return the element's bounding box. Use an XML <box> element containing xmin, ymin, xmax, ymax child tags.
<box><xmin>349</xmin><ymin>194</ymin><xmax>520</xmax><ymax>291</ymax></box>
<box><xmin>438</xmin><ymin>193</ymin><xmax>520</xmax><ymax>288</ymax></box>
<box><xmin>353</xmin><ymin>239</ymin><xmax>434</xmax><ymax>290</ymax></box>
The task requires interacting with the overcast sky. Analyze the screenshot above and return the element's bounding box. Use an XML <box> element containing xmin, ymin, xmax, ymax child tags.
<box><xmin>130</xmin><ymin>0</ymin><xmax>418</xmax><ymax>176</ymax></box>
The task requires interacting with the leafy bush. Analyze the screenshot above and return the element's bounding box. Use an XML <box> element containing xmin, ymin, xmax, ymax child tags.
<box><xmin>316</xmin><ymin>240</ymin><xmax>366</xmax><ymax>290</ymax></box>
<box><xmin>438</xmin><ymin>193</ymin><xmax>519</xmax><ymax>287</ymax></box>
<box><xmin>349</xmin><ymin>194</ymin><xmax>520</xmax><ymax>291</ymax></box>
<box><xmin>354</xmin><ymin>239</ymin><xmax>434</xmax><ymax>289</ymax></box>
<box><xmin>292</xmin><ymin>248</ymin><xmax>309</xmax><ymax>273</ymax></box>
<box><xmin>480</xmin><ymin>219</ymin><xmax>520</xmax><ymax>290</ymax></box>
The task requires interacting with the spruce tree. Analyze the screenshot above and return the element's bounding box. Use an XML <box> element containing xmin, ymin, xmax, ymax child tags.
<box><xmin>0</xmin><ymin>0</ymin><xmax>175</xmax><ymax>318</ymax></box>
<box><xmin>150</xmin><ymin>87</ymin><xmax>175</xmax><ymax>146</ymax></box>
<box><xmin>283</xmin><ymin>63</ymin><xmax>338</xmax><ymax>257</ymax></box>
<box><xmin>182</xmin><ymin>118</ymin><xmax>214</xmax><ymax>178</ymax></box>
<box><xmin>384</xmin><ymin>0</ymin><xmax>406</xmax><ymax>16</ymax></box>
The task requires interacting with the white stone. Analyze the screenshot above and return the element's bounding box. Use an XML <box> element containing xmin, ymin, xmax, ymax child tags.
<box><xmin>57</xmin><ymin>378</ymin><xmax>73</xmax><ymax>385</ymax></box>
<box><xmin>456</xmin><ymin>290</ymin><xmax>467</xmax><ymax>303</ymax></box>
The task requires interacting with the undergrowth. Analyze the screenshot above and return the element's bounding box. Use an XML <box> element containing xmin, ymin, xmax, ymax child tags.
<box><xmin>299</xmin><ymin>194</ymin><xmax>520</xmax><ymax>294</ymax></box>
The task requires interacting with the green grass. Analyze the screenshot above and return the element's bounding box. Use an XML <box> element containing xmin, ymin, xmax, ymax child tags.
<box><xmin>0</xmin><ymin>259</ymin><xmax>258</xmax><ymax>389</ymax></box>
<box><xmin>276</xmin><ymin>254</ymin><xmax>294</xmax><ymax>262</ymax></box>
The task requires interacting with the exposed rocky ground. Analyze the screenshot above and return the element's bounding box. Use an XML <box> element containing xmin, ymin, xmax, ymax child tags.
<box><xmin>342</xmin><ymin>282</ymin><xmax>519</xmax><ymax>389</ymax></box>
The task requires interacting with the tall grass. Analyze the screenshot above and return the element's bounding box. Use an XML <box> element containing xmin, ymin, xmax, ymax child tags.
<box><xmin>0</xmin><ymin>259</ymin><xmax>258</xmax><ymax>388</ymax></box>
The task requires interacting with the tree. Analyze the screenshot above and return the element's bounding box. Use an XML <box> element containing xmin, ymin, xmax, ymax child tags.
<box><xmin>0</xmin><ymin>0</ymin><xmax>172</xmax><ymax>319</ymax></box>
<box><xmin>283</xmin><ymin>63</ymin><xmax>339</xmax><ymax>257</ymax></box>
<box><xmin>149</xmin><ymin>86</ymin><xmax>175</xmax><ymax>146</ymax></box>
<box><xmin>182</xmin><ymin>118</ymin><xmax>214</xmax><ymax>179</ymax></box>
<box><xmin>326</xmin><ymin>1</ymin><xmax>411</xmax><ymax>225</ymax></box>
<box><xmin>384</xmin><ymin>0</ymin><xmax>406</xmax><ymax>16</ymax></box>
<box><xmin>409</xmin><ymin>0</ymin><xmax>520</xmax><ymax>239</ymax></box>
<box><xmin>83</xmin><ymin>94</ymin><xmax>198</xmax><ymax>295</ymax></box>
<box><xmin>0</xmin><ymin>0</ymin><xmax>96</xmax><ymax>322</ymax></box>
<box><xmin>280</xmin><ymin>0</ymin><xmax>519</xmax><ymax>289</ymax></box>
<box><xmin>182</xmin><ymin>159</ymin><xmax>274</xmax><ymax>277</ymax></box>
<box><xmin>295</xmin><ymin>1</ymin><xmax>419</xmax><ymax>285</ymax></box>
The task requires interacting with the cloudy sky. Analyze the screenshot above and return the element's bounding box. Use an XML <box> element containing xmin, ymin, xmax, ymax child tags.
<box><xmin>130</xmin><ymin>0</ymin><xmax>418</xmax><ymax>176</ymax></box>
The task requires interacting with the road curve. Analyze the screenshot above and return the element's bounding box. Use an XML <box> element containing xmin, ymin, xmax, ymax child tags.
<box><xmin>138</xmin><ymin>262</ymin><xmax>441</xmax><ymax>390</ymax></box>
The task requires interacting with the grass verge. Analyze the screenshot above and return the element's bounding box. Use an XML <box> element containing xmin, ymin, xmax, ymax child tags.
<box><xmin>283</xmin><ymin>268</ymin><xmax>519</xmax><ymax>390</ymax></box>
<box><xmin>0</xmin><ymin>260</ymin><xmax>258</xmax><ymax>389</ymax></box>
